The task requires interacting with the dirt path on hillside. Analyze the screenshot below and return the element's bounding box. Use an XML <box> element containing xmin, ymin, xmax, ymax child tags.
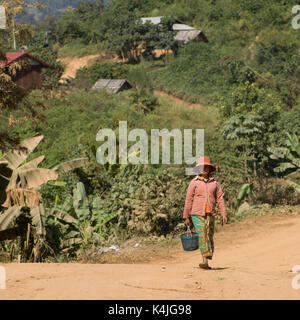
<box><xmin>154</xmin><ymin>90</ymin><xmax>202</xmax><ymax>109</ymax></box>
<box><xmin>1</xmin><ymin>213</ymin><xmax>300</xmax><ymax>300</ymax></box>
<box><xmin>58</xmin><ymin>55</ymin><xmax>202</xmax><ymax>110</ymax></box>
<box><xmin>59</xmin><ymin>55</ymin><xmax>100</xmax><ymax>79</ymax></box>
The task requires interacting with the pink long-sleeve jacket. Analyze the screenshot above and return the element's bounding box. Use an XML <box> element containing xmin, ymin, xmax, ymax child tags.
<box><xmin>183</xmin><ymin>175</ymin><xmax>227</xmax><ymax>219</ymax></box>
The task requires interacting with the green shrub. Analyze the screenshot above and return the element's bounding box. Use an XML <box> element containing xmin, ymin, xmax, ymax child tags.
<box><xmin>252</xmin><ymin>178</ymin><xmax>300</xmax><ymax>206</ymax></box>
<box><xmin>76</xmin><ymin>61</ymin><xmax>130</xmax><ymax>84</ymax></box>
<box><xmin>151</xmin><ymin>42</ymin><xmax>229</xmax><ymax>104</ymax></box>
<box><xmin>273</xmin><ymin>105</ymin><xmax>300</xmax><ymax>145</ymax></box>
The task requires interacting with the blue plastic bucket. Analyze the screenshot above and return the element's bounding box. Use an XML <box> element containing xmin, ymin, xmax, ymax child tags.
<box><xmin>180</xmin><ymin>229</ymin><xmax>199</xmax><ymax>251</ymax></box>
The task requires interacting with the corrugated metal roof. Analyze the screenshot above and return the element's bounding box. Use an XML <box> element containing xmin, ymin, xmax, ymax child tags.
<box><xmin>174</xmin><ymin>30</ymin><xmax>204</xmax><ymax>43</ymax></box>
<box><xmin>92</xmin><ymin>79</ymin><xmax>131</xmax><ymax>93</ymax></box>
<box><xmin>141</xmin><ymin>16</ymin><xmax>163</xmax><ymax>25</ymax></box>
<box><xmin>0</xmin><ymin>52</ymin><xmax>51</xmax><ymax>68</ymax></box>
<box><xmin>172</xmin><ymin>23</ymin><xmax>195</xmax><ymax>31</ymax></box>
<box><xmin>140</xmin><ymin>16</ymin><xmax>186</xmax><ymax>26</ymax></box>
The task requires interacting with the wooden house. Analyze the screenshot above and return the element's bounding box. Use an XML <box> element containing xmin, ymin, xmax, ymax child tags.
<box><xmin>1</xmin><ymin>52</ymin><xmax>51</xmax><ymax>90</ymax></box>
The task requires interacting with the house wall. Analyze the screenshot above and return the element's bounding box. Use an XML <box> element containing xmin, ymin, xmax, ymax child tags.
<box><xmin>11</xmin><ymin>65</ymin><xmax>42</xmax><ymax>90</ymax></box>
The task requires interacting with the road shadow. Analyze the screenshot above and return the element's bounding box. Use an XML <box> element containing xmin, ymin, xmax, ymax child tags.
<box><xmin>193</xmin><ymin>266</ymin><xmax>230</xmax><ymax>271</ymax></box>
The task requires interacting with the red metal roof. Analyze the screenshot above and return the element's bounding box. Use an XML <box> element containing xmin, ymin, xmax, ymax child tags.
<box><xmin>1</xmin><ymin>52</ymin><xmax>51</xmax><ymax>68</ymax></box>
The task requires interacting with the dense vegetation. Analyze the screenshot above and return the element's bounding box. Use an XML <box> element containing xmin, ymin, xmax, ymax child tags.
<box><xmin>1</xmin><ymin>0</ymin><xmax>300</xmax><ymax>262</ymax></box>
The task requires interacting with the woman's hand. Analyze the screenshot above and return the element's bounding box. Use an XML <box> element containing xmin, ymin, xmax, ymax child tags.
<box><xmin>222</xmin><ymin>216</ymin><xmax>228</xmax><ymax>224</ymax></box>
<box><xmin>184</xmin><ymin>218</ymin><xmax>190</xmax><ymax>226</ymax></box>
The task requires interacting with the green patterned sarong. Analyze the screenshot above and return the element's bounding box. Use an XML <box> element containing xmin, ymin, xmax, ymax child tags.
<box><xmin>191</xmin><ymin>214</ymin><xmax>215</xmax><ymax>259</ymax></box>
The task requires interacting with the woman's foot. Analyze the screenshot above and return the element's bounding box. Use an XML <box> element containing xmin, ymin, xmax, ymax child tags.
<box><xmin>199</xmin><ymin>263</ymin><xmax>211</xmax><ymax>270</ymax></box>
<box><xmin>199</xmin><ymin>257</ymin><xmax>211</xmax><ymax>269</ymax></box>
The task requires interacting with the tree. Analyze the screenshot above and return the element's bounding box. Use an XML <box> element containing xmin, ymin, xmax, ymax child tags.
<box><xmin>0</xmin><ymin>1</ymin><xmax>45</xmax><ymax>150</ymax></box>
<box><xmin>0</xmin><ymin>0</ymin><xmax>43</xmax><ymax>49</ymax></box>
<box><xmin>144</xmin><ymin>16</ymin><xmax>180</xmax><ymax>62</ymax></box>
<box><xmin>0</xmin><ymin>46</ymin><xmax>31</xmax><ymax>150</ymax></box>
<box><xmin>104</xmin><ymin>12</ymin><xmax>147</xmax><ymax>62</ymax></box>
<box><xmin>221</xmin><ymin>113</ymin><xmax>265</xmax><ymax>177</ymax></box>
<box><xmin>55</xmin><ymin>6</ymin><xmax>84</xmax><ymax>45</ymax></box>
<box><xmin>26</xmin><ymin>31</ymin><xmax>64</xmax><ymax>89</ymax></box>
<box><xmin>219</xmin><ymin>81</ymin><xmax>283</xmax><ymax>175</ymax></box>
<box><xmin>268</xmin><ymin>132</ymin><xmax>300</xmax><ymax>192</ymax></box>
<box><xmin>105</xmin><ymin>13</ymin><xmax>179</xmax><ymax>62</ymax></box>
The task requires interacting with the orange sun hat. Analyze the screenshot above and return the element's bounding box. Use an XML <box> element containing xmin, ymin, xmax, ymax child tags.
<box><xmin>193</xmin><ymin>156</ymin><xmax>216</xmax><ymax>173</ymax></box>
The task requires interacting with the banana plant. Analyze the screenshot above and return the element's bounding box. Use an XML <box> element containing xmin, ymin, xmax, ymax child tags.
<box><xmin>234</xmin><ymin>183</ymin><xmax>254</xmax><ymax>210</ymax></box>
<box><xmin>96</xmin><ymin>143</ymin><xmax>142</xmax><ymax>177</ymax></box>
<box><xmin>0</xmin><ymin>133</ymin><xmax>90</xmax><ymax>244</ymax></box>
<box><xmin>46</xmin><ymin>182</ymin><xmax>118</xmax><ymax>253</ymax></box>
<box><xmin>268</xmin><ymin>132</ymin><xmax>300</xmax><ymax>192</ymax></box>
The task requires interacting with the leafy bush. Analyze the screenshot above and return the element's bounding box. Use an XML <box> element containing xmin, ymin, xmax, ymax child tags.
<box><xmin>27</xmin><ymin>32</ymin><xmax>65</xmax><ymax>89</ymax></box>
<box><xmin>252</xmin><ymin>178</ymin><xmax>300</xmax><ymax>206</ymax></box>
<box><xmin>76</xmin><ymin>62</ymin><xmax>130</xmax><ymax>84</ymax></box>
<box><xmin>273</xmin><ymin>105</ymin><xmax>300</xmax><ymax>145</ymax></box>
<box><xmin>151</xmin><ymin>42</ymin><xmax>229</xmax><ymax>104</ymax></box>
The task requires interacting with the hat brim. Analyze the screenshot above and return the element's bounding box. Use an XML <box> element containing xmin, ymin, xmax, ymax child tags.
<box><xmin>193</xmin><ymin>164</ymin><xmax>216</xmax><ymax>174</ymax></box>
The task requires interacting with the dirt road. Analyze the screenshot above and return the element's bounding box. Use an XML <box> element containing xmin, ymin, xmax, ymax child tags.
<box><xmin>59</xmin><ymin>55</ymin><xmax>100</xmax><ymax>79</ymax></box>
<box><xmin>1</xmin><ymin>213</ymin><xmax>300</xmax><ymax>300</ymax></box>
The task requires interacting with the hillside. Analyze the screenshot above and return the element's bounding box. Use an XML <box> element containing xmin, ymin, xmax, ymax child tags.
<box><xmin>1</xmin><ymin>0</ymin><xmax>300</xmax><ymax>282</ymax></box>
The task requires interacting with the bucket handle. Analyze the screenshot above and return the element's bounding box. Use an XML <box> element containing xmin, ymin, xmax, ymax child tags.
<box><xmin>186</xmin><ymin>225</ymin><xmax>192</xmax><ymax>237</ymax></box>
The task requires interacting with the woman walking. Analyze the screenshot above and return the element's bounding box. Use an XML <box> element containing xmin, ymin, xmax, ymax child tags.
<box><xmin>183</xmin><ymin>156</ymin><xmax>227</xmax><ymax>270</ymax></box>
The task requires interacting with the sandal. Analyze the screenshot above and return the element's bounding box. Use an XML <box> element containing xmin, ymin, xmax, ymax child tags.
<box><xmin>199</xmin><ymin>263</ymin><xmax>212</xmax><ymax>270</ymax></box>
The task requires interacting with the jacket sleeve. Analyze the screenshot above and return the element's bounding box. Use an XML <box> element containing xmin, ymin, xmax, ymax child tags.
<box><xmin>183</xmin><ymin>180</ymin><xmax>196</xmax><ymax>219</ymax></box>
<box><xmin>216</xmin><ymin>181</ymin><xmax>226</xmax><ymax>217</ymax></box>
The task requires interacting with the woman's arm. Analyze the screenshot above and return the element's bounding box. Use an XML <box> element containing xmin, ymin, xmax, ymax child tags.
<box><xmin>183</xmin><ymin>180</ymin><xmax>196</xmax><ymax>219</ymax></box>
<box><xmin>216</xmin><ymin>181</ymin><xmax>227</xmax><ymax>218</ymax></box>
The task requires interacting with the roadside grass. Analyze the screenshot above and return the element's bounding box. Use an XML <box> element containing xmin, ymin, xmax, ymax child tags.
<box><xmin>1</xmin><ymin>204</ymin><xmax>299</xmax><ymax>264</ymax></box>
<box><xmin>72</xmin><ymin>204</ymin><xmax>300</xmax><ymax>264</ymax></box>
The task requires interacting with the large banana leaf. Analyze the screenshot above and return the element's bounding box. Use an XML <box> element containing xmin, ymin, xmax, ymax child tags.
<box><xmin>46</xmin><ymin>208</ymin><xmax>79</xmax><ymax>224</ymax></box>
<box><xmin>52</xmin><ymin>158</ymin><xmax>90</xmax><ymax>175</ymax></box>
<box><xmin>30</xmin><ymin>204</ymin><xmax>46</xmax><ymax>236</ymax></box>
<box><xmin>268</xmin><ymin>147</ymin><xmax>290</xmax><ymax>160</ymax></box>
<box><xmin>73</xmin><ymin>182</ymin><xmax>90</xmax><ymax>221</ymax></box>
<box><xmin>235</xmin><ymin>183</ymin><xmax>254</xmax><ymax>209</ymax></box>
<box><xmin>286</xmin><ymin>169</ymin><xmax>300</xmax><ymax>181</ymax></box>
<box><xmin>62</xmin><ymin>238</ymin><xmax>82</xmax><ymax>247</ymax></box>
<box><xmin>273</xmin><ymin>162</ymin><xmax>297</xmax><ymax>173</ymax></box>
<box><xmin>286</xmin><ymin>133</ymin><xmax>300</xmax><ymax>155</ymax></box>
<box><xmin>47</xmin><ymin>181</ymin><xmax>67</xmax><ymax>187</ymax></box>
<box><xmin>6</xmin><ymin>168</ymin><xmax>59</xmax><ymax>190</ymax></box>
<box><xmin>0</xmin><ymin>206</ymin><xmax>22</xmax><ymax>231</ymax></box>
<box><xmin>0</xmin><ymin>161</ymin><xmax>12</xmax><ymax>205</ymax></box>
<box><xmin>102</xmin><ymin>211</ymin><xmax>118</xmax><ymax>225</ymax></box>
<box><xmin>1</xmin><ymin>133</ymin><xmax>43</xmax><ymax>170</ymax></box>
<box><xmin>0</xmin><ymin>204</ymin><xmax>46</xmax><ymax>236</ymax></box>
<box><xmin>286</xmin><ymin>180</ymin><xmax>300</xmax><ymax>193</ymax></box>
<box><xmin>268</xmin><ymin>132</ymin><xmax>300</xmax><ymax>174</ymax></box>
<box><xmin>18</xmin><ymin>155</ymin><xmax>45</xmax><ymax>170</ymax></box>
